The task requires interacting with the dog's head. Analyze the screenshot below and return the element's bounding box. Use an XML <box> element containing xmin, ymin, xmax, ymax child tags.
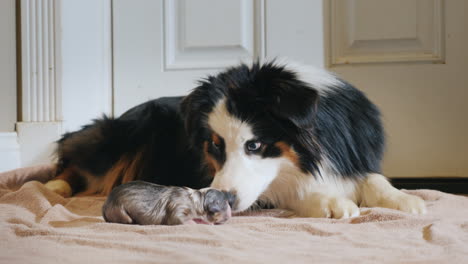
<box><xmin>181</xmin><ymin>61</ymin><xmax>338</xmax><ymax>211</ymax></box>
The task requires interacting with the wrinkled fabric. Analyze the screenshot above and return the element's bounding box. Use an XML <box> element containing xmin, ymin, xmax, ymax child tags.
<box><xmin>0</xmin><ymin>165</ymin><xmax>467</xmax><ymax>264</ymax></box>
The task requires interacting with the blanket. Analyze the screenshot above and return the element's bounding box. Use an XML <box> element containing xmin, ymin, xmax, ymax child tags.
<box><xmin>0</xmin><ymin>165</ymin><xmax>467</xmax><ymax>264</ymax></box>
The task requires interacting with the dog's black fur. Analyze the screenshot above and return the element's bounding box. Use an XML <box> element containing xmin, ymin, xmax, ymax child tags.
<box><xmin>182</xmin><ymin>62</ymin><xmax>384</xmax><ymax>177</ymax></box>
<box><xmin>57</xmin><ymin>96</ymin><xmax>210</xmax><ymax>192</ymax></box>
<box><xmin>55</xmin><ymin>61</ymin><xmax>384</xmax><ymax>200</ymax></box>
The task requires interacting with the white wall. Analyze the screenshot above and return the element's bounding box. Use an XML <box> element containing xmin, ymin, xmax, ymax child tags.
<box><xmin>59</xmin><ymin>0</ymin><xmax>112</xmax><ymax>133</ymax></box>
<box><xmin>0</xmin><ymin>0</ymin><xmax>20</xmax><ymax>172</ymax></box>
<box><xmin>0</xmin><ymin>0</ymin><xmax>17</xmax><ymax>132</ymax></box>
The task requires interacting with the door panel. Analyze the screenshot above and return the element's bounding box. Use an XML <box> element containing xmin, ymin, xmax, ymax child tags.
<box><xmin>163</xmin><ymin>0</ymin><xmax>261</xmax><ymax>70</ymax></box>
<box><xmin>113</xmin><ymin>0</ymin><xmax>263</xmax><ymax>115</ymax></box>
<box><xmin>328</xmin><ymin>0</ymin><xmax>444</xmax><ymax>64</ymax></box>
<box><xmin>326</xmin><ymin>0</ymin><xmax>468</xmax><ymax>177</ymax></box>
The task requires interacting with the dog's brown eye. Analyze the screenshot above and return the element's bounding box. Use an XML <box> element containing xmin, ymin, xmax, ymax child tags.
<box><xmin>211</xmin><ymin>140</ymin><xmax>220</xmax><ymax>149</ymax></box>
<box><xmin>245</xmin><ymin>140</ymin><xmax>262</xmax><ymax>152</ymax></box>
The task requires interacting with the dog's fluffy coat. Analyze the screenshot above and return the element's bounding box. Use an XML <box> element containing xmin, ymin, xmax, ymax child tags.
<box><xmin>46</xmin><ymin>61</ymin><xmax>426</xmax><ymax>218</ymax></box>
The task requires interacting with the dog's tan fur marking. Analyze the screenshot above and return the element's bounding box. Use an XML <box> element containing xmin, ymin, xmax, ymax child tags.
<box><xmin>275</xmin><ymin>142</ymin><xmax>300</xmax><ymax>167</ymax></box>
<box><xmin>100</xmin><ymin>150</ymin><xmax>145</xmax><ymax>195</ymax></box>
<box><xmin>203</xmin><ymin>141</ymin><xmax>221</xmax><ymax>178</ymax></box>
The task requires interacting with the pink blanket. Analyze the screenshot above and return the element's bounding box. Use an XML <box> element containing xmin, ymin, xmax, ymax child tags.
<box><xmin>0</xmin><ymin>165</ymin><xmax>467</xmax><ymax>263</ymax></box>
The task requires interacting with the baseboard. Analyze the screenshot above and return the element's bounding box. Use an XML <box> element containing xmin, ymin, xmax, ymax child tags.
<box><xmin>391</xmin><ymin>177</ymin><xmax>468</xmax><ymax>194</ymax></box>
<box><xmin>16</xmin><ymin>122</ymin><xmax>62</xmax><ymax>167</ymax></box>
<box><xmin>0</xmin><ymin>132</ymin><xmax>20</xmax><ymax>173</ymax></box>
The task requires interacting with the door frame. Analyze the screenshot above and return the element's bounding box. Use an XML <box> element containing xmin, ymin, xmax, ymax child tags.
<box><xmin>12</xmin><ymin>0</ymin><xmax>113</xmax><ymax>169</ymax></box>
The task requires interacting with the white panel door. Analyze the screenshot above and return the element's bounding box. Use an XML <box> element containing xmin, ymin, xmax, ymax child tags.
<box><xmin>113</xmin><ymin>0</ymin><xmax>324</xmax><ymax>115</ymax></box>
<box><xmin>113</xmin><ymin>0</ymin><xmax>467</xmax><ymax>178</ymax></box>
<box><xmin>326</xmin><ymin>0</ymin><xmax>468</xmax><ymax>177</ymax></box>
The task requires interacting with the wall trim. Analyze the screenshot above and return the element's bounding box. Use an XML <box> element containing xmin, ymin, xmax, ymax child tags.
<box><xmin>0</xmin><ymin>132</ymin><xmax>20</xmax><ymax>173</ymax></box>
<box><xmin>20</xmin><ymin>0</ymin><xmax>60</xmax><ymax>122</ymax></box>
<box><xmin>17</xmin><ymin>0</ymin><xmax>113</xmax><ymax>167</ymax></box>
<box><xmin>16</xmin><ymin>122</ymin><xmax>61</xmax><ymax>167</ymax></box>
<box><xmin>17</xmin><ymin>0</ymin><xmax>61</xmax><ymax>168</ymax></box>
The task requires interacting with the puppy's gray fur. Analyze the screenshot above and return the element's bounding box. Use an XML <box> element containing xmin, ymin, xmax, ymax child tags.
<box><xmin>102</xmin><ymin>181</ymin><xmax>234</xmax><ymax>225</ymax></box>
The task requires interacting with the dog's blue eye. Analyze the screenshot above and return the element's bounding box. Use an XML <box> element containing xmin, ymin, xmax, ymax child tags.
<box><xmin>245</xmin><ymin>141</ymin><xmax>262</xmax><ymax>152</ymax></box>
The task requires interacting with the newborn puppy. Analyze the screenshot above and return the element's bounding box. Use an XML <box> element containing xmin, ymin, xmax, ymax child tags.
<box><xmin>102</xmin><ymin>181</ymin><xmax>235</xmax><ymax>225</ymax></box>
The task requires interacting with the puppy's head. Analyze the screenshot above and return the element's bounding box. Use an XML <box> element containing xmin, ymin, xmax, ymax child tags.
<box><xmin>203</xmin><ymin>189</ymin><xmax>235</xmax><ymax>224</ymax></box>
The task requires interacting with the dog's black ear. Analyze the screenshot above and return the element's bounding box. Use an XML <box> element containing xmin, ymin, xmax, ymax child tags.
<box><xmin>180</xmin><ymin>90</ymin><xmax>199</xmax><ymax>137</ymax></box>
<box><xmin>268</xmin><ymin>83</ymin><xmax>319</xmax><ymax>130</ymax></box>
<box><xmin>180</xmin><ymin>79</ymin><xmax>225</xmax><ymax>146</ymax></box>
<box><xmin>180</xmin><ymin>82</ymin><xmax>213</xmax><ymax>147</ymax></box>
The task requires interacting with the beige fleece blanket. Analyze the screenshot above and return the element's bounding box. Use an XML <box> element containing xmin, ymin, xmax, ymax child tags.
<box><xmin>0</xmin><ymin>165</ymin><xmax>467</xmax><ymax>264</ymax></box>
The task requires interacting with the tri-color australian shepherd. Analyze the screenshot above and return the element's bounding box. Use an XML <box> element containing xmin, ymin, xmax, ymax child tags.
<box><xmin>45</xmin><ymin>61</ymin><xmax>426</xmax><ymax>218</ymax></box>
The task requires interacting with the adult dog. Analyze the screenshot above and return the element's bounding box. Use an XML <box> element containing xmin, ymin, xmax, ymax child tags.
<box><xmin>45</xmin><ymin>61</ymin><xmax>426</xmax><ymax>218</ymax></box>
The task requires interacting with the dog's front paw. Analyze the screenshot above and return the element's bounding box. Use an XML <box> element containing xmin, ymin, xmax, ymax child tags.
<box><xmin>301</xmin><ymin>195</ymin><xmax>360</xmax><ymax>219</ymax></box>
<box><xmin>329</xmin><ymin>197</ymin><xmax>360</xmax><ymax>219</ymax></box>
<box><xmin>380</xmin><ymin>192</ymin><xmax>427</xmax><ymax>215</ymax></box>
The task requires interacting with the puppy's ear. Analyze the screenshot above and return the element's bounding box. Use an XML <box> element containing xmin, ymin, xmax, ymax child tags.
<box><xmin>269</xmin><ymin>83</ymin><xmax>319</xmax><ymax>130</ymax></box>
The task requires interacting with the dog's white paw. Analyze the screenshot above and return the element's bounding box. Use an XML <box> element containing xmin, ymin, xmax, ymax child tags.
<box><xmin>329</xmin><ymin>197</ymin><xmax>361</xmax><ymax>219</ymax></box>
<box><xmin>44</xmin><ymin>179</ymin><xmax>72</xmax><ymax>198</ymax></box>
<box><xmin>380</xmin><ymin>192</ymin><xmax>427</xmax><ymax>215</ymax></box>
<box><xmin>303</xmin><ymin>195</ymin><xmax>360</xmax><ymax>219</ymax></box>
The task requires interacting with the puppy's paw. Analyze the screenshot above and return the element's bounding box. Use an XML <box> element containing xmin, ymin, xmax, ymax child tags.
<box><xmin>303</xmin><ymin>195</ymin><xmax>360</xmax><ymax>219</ymax></box>
<box><xmin>44</xmin><ymin>179</ymin><xmax>72</xmax><ymax>198</ymax></box>
<box><xmin>381</xmin><ymin>192</ymin><xmax>427</xmax><ymax>215</ymax></box>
